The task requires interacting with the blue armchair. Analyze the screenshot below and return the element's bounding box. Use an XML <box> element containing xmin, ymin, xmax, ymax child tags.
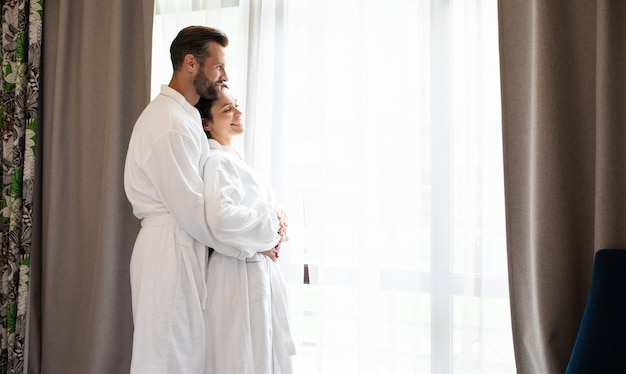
<box><xmin>566</xmin><ymin>249</ymin><xmax>626</xmax><ymax>373</ymax></box>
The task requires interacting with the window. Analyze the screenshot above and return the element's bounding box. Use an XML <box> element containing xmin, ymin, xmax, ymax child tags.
<box><xmin>152</xmin><ymin>1</ymin><xmax>514</xmax><ymax>372</ymax></box>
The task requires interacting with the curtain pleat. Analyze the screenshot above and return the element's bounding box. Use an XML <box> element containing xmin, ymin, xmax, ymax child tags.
<box><xmin>499</xmin><ymin>1</ymin><xmax>626</xmax><ymax>372</ymax></box>
<box><xmin>28</xmin><ymin>1</ymin><xmax>154</xmax><ymax>373</ymax></box>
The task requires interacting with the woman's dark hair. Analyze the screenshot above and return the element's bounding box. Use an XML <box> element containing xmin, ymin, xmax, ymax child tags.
<box><xmin>195</xmin><ymin>84</ymin><xmax>229</xmax><ymax>138</ymax></box>
<box><xmin>170</xmin><ymin>26</ymin><xmax>229</xmax><ymax>70</ymax></box>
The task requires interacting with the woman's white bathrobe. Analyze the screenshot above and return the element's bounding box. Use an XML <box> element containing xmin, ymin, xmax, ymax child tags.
<box><xmin>204</xmin><ymin>139</ymin><xmax>296</xmax><ymax>374</ymax></box>
<box><xmin>124</xmin><ymin>86</ymin><xmax>256</xmax><ymax>374</ymax></box>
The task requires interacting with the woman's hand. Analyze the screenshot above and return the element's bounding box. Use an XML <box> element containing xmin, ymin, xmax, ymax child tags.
<box><xmin>261</xmin><ymin>241</ymin><xmax>281</xmax><ymax>262</ymax></box>
<box><xmin>276</xmin><ymin>209</ymin><xmax>289</xmax><ymax>242</ymax></box>
<box><xmin>261</xmin><ymin>208</ymin><xmax>289</xmax><ymax>262</ymax></box>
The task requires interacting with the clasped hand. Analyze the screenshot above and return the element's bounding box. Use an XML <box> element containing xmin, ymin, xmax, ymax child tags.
<box><xmin>261</xmin><ymin>209</ymin><xmax>289</xmax><ymax>262</ymax></box>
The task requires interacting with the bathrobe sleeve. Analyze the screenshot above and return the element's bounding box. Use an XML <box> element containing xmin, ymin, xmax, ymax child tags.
<box><xmin>203</xmin><ymin>153</ymin><xmax>281</xmax><ymax>253</ymax></box>
<box><xmin>143</xmin><ymin>132</ymin><xmax>253</xmax><ymax>259</ymax></box>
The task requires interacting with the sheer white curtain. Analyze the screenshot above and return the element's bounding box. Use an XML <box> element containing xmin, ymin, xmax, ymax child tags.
<box><xmin>152</xmin><ymin>0</ymin><xmax>514</xmax><ymax>373</ymax></box>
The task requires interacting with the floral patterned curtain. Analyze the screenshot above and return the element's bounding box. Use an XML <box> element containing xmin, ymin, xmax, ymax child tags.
<box><xmin>0</xmin><ymin>0</ymin><xmax>43</xmax><ymax>373</ymax></box>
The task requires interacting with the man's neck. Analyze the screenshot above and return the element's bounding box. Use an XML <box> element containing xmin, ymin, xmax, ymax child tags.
<box><xmin>168</xmin><ymin>76</ymin><xmax>200</xmax><ymax>106</ymax></box>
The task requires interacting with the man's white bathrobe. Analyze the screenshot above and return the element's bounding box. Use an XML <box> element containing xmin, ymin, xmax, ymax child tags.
<box><xmin>124</xmin><ymin>86</ymin><xmax>256</xmax><ymax>374</ymax></box>
<box><xmin>204</xmin><ymin>139</ymin><xmax>296</xmax><ymax>374</ymax></box>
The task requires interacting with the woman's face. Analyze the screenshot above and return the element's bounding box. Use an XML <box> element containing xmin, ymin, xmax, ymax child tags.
<box><xmin>203</xmin><ymin>88</ymin><xmax>243</xmax><ymax>145</ymax></box>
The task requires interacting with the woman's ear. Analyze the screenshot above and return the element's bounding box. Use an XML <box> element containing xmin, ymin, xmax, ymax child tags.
<box><xmin>202</xmin><ymin>118</ymin><xmax>212</xmax><ymax>132</ymax></box>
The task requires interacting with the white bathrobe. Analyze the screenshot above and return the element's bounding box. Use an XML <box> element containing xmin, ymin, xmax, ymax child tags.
<box><xmin>124</xmin><ymin>86</ymin><xmax>256</xmax><ymax>374</ymax></box>
<box><xmin>204</xmin><ymin>139</ymin><xmax>296</xmax><ymax>374</ymax></box>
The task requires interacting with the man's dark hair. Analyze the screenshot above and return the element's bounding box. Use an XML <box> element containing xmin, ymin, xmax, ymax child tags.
<box><xmin>170</xmin><ymin>26</ymin><xmax>229</xmax><ymax>70</ymax></box>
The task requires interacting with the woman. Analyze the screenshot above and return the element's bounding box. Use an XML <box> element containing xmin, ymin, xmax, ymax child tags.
<box><xmin>196</xmin><ymin>86</ymin><xmax>295</xmax><ymax>374</ymax></box>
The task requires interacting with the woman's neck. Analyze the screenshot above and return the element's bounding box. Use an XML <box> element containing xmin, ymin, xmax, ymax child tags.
<box><xmin>210</xmin><ymin>136</ymin><xmax>231</xmax><ymax>147</ymax></box>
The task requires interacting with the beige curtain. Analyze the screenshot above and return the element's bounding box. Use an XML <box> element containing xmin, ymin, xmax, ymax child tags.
<box><xmin>29</xmin><ymin>0</ymin><xmax>154</xmax><ymax>372</ymax></box>
<box><xmin>499</xmin><ymin>1</ymin><xmax>626</xmax><ymax>373</ymax></box>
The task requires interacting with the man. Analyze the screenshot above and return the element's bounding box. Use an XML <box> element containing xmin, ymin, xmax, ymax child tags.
<box><xmin>124</xmin><ymin>26</ymin><xmax>258</xmax><ymax>374</ymax></box>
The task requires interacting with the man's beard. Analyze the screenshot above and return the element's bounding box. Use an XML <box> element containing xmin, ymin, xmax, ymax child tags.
<box><xmin>194</xmin><ymin>68</ymin><xmax>220</xmax><ymax>100</ymax></box>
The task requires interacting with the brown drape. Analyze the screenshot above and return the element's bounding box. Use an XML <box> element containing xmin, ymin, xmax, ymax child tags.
<box><xmin>499</xmin><ymin>1</ymin><xmax>626</xmax><ymax>373</ymax></box>
<box><xmin>29</xmin><ymin>1</ymin><xmax>154</xmax><ymax>373</ymax></box>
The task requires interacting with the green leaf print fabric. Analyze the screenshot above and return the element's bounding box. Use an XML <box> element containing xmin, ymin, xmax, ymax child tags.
<box><xmin>0</xmin><ymin>0</ymin><xmax>43</xmax><ymax>372</ymax></box>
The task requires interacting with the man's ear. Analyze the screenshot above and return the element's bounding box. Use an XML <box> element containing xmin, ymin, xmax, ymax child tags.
<box><xmin>183</xmin><ymin>54</ymin><xmax>197</xmax><ymax>73</ymax></box>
